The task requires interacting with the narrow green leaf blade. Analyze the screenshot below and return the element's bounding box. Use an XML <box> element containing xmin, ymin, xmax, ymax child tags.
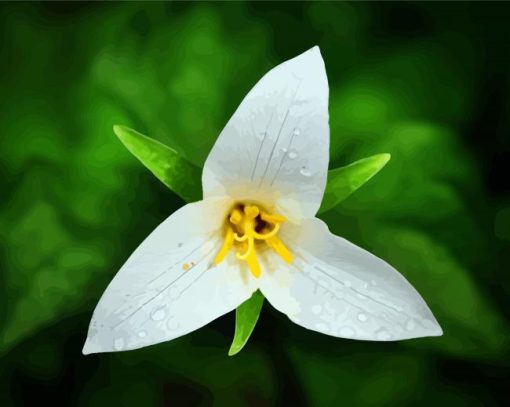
<box><xmin>228</xmin><ymin>290</ymin><xmax>264</xmax><ymax>356</ymax></box>
<box><xmin>319</xmin><ymin>153</ymin><xmax>391</xmax><ymax>213</ymax></box>
<box><xmin>113</xmin><ymin>125</ymin><xmax>202</xmax><ymax>202</ymax></box>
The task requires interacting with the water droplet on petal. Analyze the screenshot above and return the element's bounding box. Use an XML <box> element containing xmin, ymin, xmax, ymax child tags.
<box><xmin>293</xmin><ymin>128</ymin><xmax>301</xmax><ymax>136</ymax></box>
<box><xmin>280</xmin><ymin>147</ymin><xmax>288</xmax><ymax>153</ymax></box>
<box><xmin>344</xmin><ymin>280</ymin><xmax>352</xmax><ymax>288</ymax></box>
<box><xmin>357</xmin><ymin>313</ymin><xmax>368</xmax><ymax>322</ymax></box>
<box><xmin>114</xmin><ymin>337</ymin><xmax>125</xmax><ymax>350</ymax></box>
<box><xmin>151</xmin><ymin>307</ymin><xmax>166</xmax><ymax>321</ymax></box>
<box><xmin>138</xmin><ymin>330</ymin><xmax>147</xmax><ymax>338</ymax></box>
<box><xmin>167</xmin><ymin>320</ymin><xmax>180</xmax><ymax>331</ymax></box>
<box><xmin>288</xmin><ymin>151</ymin><xmax>298</xmax><ymax>159</ymax></box>
<box><xmin>300</xmin><ymin>167</ymin><xmax>312</xmax><ymax>177</ymax></box>
<box><xmin>312</xmin><ymin>305</ymin><xmax>322</xmax><ymax>315</ymax></box>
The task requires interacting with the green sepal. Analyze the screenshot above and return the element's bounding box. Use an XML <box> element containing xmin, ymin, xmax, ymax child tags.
<box><xmin>113</xmin><ymin>125</ymin><xmax>202</xmax><ymax>202</ymax></box>
<box><xmin>319</xmin><ymin>153</ymin><xmax>391</xmax><ymax>213</ymax></box>
<box><xmin>228</xmin><ymin>290</ymin><xmax>264</xmax><ymax>356</ymax></box>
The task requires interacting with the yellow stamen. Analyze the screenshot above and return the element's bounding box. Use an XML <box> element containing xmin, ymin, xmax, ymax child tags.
<box><xmin>253</xmin><ymin>223</ymin><xmax>280</xmax><ymax>240</ymax></box>
<box><xmin>244</xmin><ymin>205</ymin><xmax>260</xmax><ymax>219</ymax></box>
<box><xmin>233</xmin><ymin>232</ymin><xmax>248</xmax><ymax>242</ymax></box>
<box><xmin>236</xmin><ymin>235</ymin><xmax>254</xmax><ymax>260</ymax></box>
<box><xmin>214</xmin><ymin>226</ymin><xmax>234</xmax><ymax>264</ymax></box>
<box><xmin>229</xmin><ymin>209</ymin><xmax>243</xmax><ymax>225</ymax></box>
<box><xmin>215</xmin><ymin>203</ymin><xmax>292</xmax><ymax>278</ymax></box>
<box><xmin>261</xmin><ymin>212</ymin><xmax>286</xmax><ymax>223</ymax></box>
<box><xmin>245</xmin><ymin>250</ymin><xmax>261</xmax><ymax>278</ymax></box>
<box><xmin>266</xmin><ymin>236</ymin><xmax>293</xmax><ymax>264</ymax></box>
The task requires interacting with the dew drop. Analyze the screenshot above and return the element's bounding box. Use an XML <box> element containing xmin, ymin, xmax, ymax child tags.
<box><xmin>344</xmin><ymin>280</ymin><xmax>352</xmax><ymax>288</ymax></box>
<box><xmin>113</xmin><ymin>337</ymin><xmax>125</xmax><ymax>350</ymax></box>
<box><xmin>288</xmin><ymin>151</ymin><xmax>298</xmax><ymax>159</ymax></box>
<box><xmin>357</xmin><ymin>293</ymin><xmax>368</xmax><ymax>300</ymax></box>
<box><xmin>280</xmin><ymin>147</ymin><xmax>288</xmax><ymax>153</ymax></box>
<box><xmin>151</xmin><ymin>307</ymin><xmax>167</xmax><ymax>321</ymax></box>
<box><xmin>138</xmin><ymin>330</ymin><xmax>147</xmax><ymax>338</ymax></box>
<box><xmin>357</xmin><ymin>313</ymin><xmax>368</xmax><ymax>322</ymax></box>
<box><xmin>312</xmin><ymin>305</ymin><xmax>322</xmax><ymax>315</ymax></box>
<box><xmin>293</xmin><ymin>128</ymin><xmax>301</xmax><ymax>136</ymax></box>
<box><xmin>300</xmin><ymin>167</ymin><xmax>312</xmax><ymax>177</ymax></box>
<box><xmin>406</xmin><ymin>320</ymin><xmax>416</xmax><ymax>331</ymax></box>
<box><xmin>168</xmin><ymin>320</ymin><xmax>180</xmax><ymax>331</ymax></box>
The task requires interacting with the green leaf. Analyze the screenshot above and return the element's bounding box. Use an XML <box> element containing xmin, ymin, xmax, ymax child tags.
<box><xmin>228</xmin><ymin>290</ymin><xmax>264</xmax><ymax>356</ymax></box>
<box><xmin>113</xmin><ymin>125</ymin><xmax>202</xmax><ymax>202</ymax></box>
<box><xmin>318</xmin><ymin>153</ymin><xmax>391</xmax><ymax>213</ymax></box>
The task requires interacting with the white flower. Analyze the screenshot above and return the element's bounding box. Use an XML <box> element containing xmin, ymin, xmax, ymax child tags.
<box><xmin>83</xmin><ymin>46</ymin><xmax>442</xmax><ymax>355</ymax></box>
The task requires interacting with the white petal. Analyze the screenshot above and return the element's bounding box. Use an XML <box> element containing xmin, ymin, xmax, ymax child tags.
<box><xmin>83</xmin><ymin>198</ymin><xmax>257</xmax><ymax>354</ymax></box>
<box><xmin>202</xmin><ymin>46</ymin><xmax>329</xmax><ymax>220</ymax></box>
<box><xmin>258</xmin><ymin>218</ymin><xmax>442</xmax><ymax>341</ymax></box>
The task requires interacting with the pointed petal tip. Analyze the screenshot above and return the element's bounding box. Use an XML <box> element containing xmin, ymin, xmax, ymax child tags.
<box><xmin>308</xmin><ymin>45</ymin><xmax>324</xmax><ymax>61</ymax></box>
<box><xmin>82</xmin><ymin>338</ymin><xmax>102</xmax><ymax>355</ymax></box>
<box><xmin>420</xmin><ymin>317</ymin><xmax>443</xmax><ymax>338</ymax></box>
<box><xmin>432</xmin><ymin>323</ymin><xmax>444</xmax><ymax>337</ymax></box>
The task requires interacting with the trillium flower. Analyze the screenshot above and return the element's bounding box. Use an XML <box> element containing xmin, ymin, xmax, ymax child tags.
<box><xmin>83</xmin><ymin>46</ymin><xmax>442</xmax><ymax>355</ymax></box>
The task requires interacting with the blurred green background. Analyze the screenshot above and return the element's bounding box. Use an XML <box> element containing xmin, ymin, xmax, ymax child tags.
<box><xmin>1</xmin><ymin>2</ymin><xmax>509</xmax><ymax>405</ymax></box>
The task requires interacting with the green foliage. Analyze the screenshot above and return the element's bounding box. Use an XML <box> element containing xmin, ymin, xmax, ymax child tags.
<box><xmin>229</xmin><ymin>291</ymin><xmax>265</xmax><ymax>356</ymax></box>
<box><xmin>0</xmin><ymin>2</ymin><xmax>509</xmax><ymax>405</ymax></box>
<box><xmin>113</xmin><ymin>125</ymin><xmax>202</xmax><ymax>202</ymax></box>
<box><xmin>319</xmin><ymin>153</ymin><xmax>391</xmax><ymax>213</ymax></box>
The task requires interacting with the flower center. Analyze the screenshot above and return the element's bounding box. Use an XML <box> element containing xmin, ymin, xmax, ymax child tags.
<box><xmin>214</xmin><ymin>203</ymin><xmax>293</xmax><ymax>278</ymax></box>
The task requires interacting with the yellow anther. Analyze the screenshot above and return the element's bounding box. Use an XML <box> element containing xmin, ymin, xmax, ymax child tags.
<box><xmin>261</xmin><ymin>212</ymin><xmax>286</xmax><ymax>224</ymax></box>
<box><xmin>214</xmin><ymin>227</ymin><xmax>234</xmax><ymax>264</ymax></box>
<box><xmin>229</xmin><ymin>209</ymin><xmax>243</xmax><ymax>225</ymax></box>
<box><xmin>266</xmin><ymin>236</ymin><xmax>293</xmax><ymax>264</ymax></box>
<box><xmin>244</xmin><ymin>205</ymin><xmax>260</xmax><ymax>219</ymax></box>
<box><xmin>245</xmin><ymin>250</ymin><xmax>261</xmax><ymax>278</ymax></box>
<box><xmin>215</xmin><ymin>203</ymin><xmax>292</xmax><ymax>278</ymax></box>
